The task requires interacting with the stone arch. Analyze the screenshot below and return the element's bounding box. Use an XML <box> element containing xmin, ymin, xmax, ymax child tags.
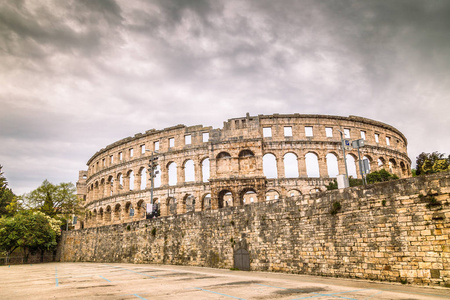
<box><xmin>183</xmin><ymin>159</ymin><xmax>195</xmax><ymax>182</ymax></box>
<box><xmin>305</xmin><ymin>152</ymin><xmax>320</xmax><ymax>178</ymax></box>
<box><xmin>263</xmin><ymin>153</ymin><xmax>277</xmax><ymax>179</ymax></box>
<box><xmin>184</xmin><ymin>194</ymin><xmax>196</xmax><ymax>213</ymax></box>
<box><xmin>217</xmin><ymin>151</ymin><xmax>231</xmax><ymax>159</ymax></box>
<box><xmin>326</xmin><ymin>152</ymin><xmax>339</xmax><ymax>178</ymax></box>
<box><xmin>117</xmin><ymin>173</ymin><xmax>124</xmax><ymax>190</ymax></box>
<box><xmin>283</xmin><ymin>152</ymin><xmax>299</xmax><ymax>178</ymax></box>
<box><xmin>346</xmin><ymin>154</ymin><xmax>358</xmax><ymax>178</ymax></box>
<box><xmin>240</xmin><ymin>188</ymin><xmax>257</xmax><ymax>205</ymax></box>
<box><xmin>362</xmin><ymin>155</ymin><xmax>373</xmax><ymax>174</ymax></box>
<box><xmin>265</xmin><ymin>189</ymin><xmax>280</xmax><ymax>201</ymax></box>
<box><xmin>201</xmin><ymin>158</ymin><xmax>210</xmax><ymax>182</ymax></box>
<box><xmin>105</xmin><ymin>205</ymin><xmax>111</xmax><ymax>223</ymax></box>
<box><xmin>167</xmin><ymin>162</ymin><xmax>177</xmax><ymax>186</ymax></box>
<box><xmin>389</xmin><ymin>158</ymin><xmax>397</xmax><ymax>174</ymax></box>
<box><xmin>217</xmin><ymin>152</ymin><xmax>232</xmax><ymax>175</ymax></box>
<box><xmin>287</xmin><ymin>189</ymin><xmax>302</xmax><ymax>198</ymax></box>
<box><xmin>202</xmin><ymin>193</ymin><xmax>211</xmax><ymax>210</ymax></box>
<box><xmin>94</xmin><ymin>181</ymin><xmax>99</xmax><ymax>200</ymax></box>
<box><xmin>124</xmin><ymin>201</ymin><xmax>132</xmax><ymax>222</ymax></box>
<box><xmin>114</xmin><ymin>203</ymin><xmax>121</xmax><ymax>221</ymax></box>
<box><xmin>154</xmin><ymin>164</ymin><xmax>161</xmax><ymax>188</ymax></box>
<box><xmin>218</xmin><ymin>189</ymin><xmax>234</xmax><ymax>208</ymax></box>
<box><xmin>378</xmin><ymin>157</ymin><xmax>386</xmax><ymax>169</ymax></box>
<box><xmin>139</xmin><ymin>167</ymin><xmax>147</xmax><ymax>190</ymax></box>
<box><xmin>239</xmin><ymin>149</ymin><xmax>255</xmax><ymax>157</ymax></box>
<box><xmin>127</xmin><ymin>170</ymin><xmax>135</xmax><ymax>190</ymax></box>
<box><xmin>167</xmin><ymin>197</ymin><xmax>177</xmax><ymax>215</ymax></box>
<box><xmin>400</xmin><ymin>161</ymin><xmax>407</xmax><ymax>176</ymax></box>
<box><xmin>136</xmin><ymin>199</ymin><xmax>145</xmax><ymax>219</ymax></box>
<box><xmin>238</xmin><ymin>149</ymin><xmax>256</xmax><ymax>174</ymax></box>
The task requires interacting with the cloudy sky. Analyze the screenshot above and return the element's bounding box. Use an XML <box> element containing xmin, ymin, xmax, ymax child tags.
<box><xmin>1</xmin><ymin>0</ymin><xmax>449</xmax><ymax>195</ymax></box>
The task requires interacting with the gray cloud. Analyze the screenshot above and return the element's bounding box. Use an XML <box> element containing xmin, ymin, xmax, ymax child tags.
<box><xmin>0</xmin><ymin>0</ymin><xmax>449</xmax><ymax>194</ymax></box>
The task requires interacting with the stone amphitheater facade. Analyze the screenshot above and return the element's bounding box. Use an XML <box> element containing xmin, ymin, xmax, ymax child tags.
<box><xmin>76</xmin><ymin>113</ymin><xmax>411</xmax><ymax>228</ymax></box>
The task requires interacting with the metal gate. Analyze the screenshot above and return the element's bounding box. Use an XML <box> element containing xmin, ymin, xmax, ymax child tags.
<box><xmin>233</xmin><ymin>248</ymin><xmax>250</xmax><ymax>271</ymax></box>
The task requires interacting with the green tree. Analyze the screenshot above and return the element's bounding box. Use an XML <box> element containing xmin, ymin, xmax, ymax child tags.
<box><xmin>0</xmin><ymin>211</ymin><xmax>61</xmax><ymax>262</ymax></box>
<box><xmin>366</xmin><ymin>169</ymin><xmax>399</xmax><ymax>184</ymax></box>
<box><xmin>0</xmin><ymin>165</ymin><xmax>16</xmax><ymax>217</ymax></box>
<box><xmin>22</xmin><ymin>180</ymin><xmax>81</xmax><ymax>225</ymax></box>
<box><xmin>415</xmin><ymin>152</ymin><xmax>449</xmax><ymax>175</ymax></box>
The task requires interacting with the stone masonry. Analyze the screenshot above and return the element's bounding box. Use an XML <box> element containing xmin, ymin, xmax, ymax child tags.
<box><xmin>60</xmin><ymin>172</ymin><xmax>450</xmax><ymax>287</ymax></box>
<box><xmin>77</xmin><ymin>113</ymin><xmax>411</xmax><ymax>228</ymax></box>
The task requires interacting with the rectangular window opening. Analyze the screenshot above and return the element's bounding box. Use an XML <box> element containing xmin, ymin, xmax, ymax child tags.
<box><xmin>386</xmin><ymin>136</ymin><xmax>391</xmax><ymax>146</ymax></box>
<box><xmin>154</xmin><ymin>141</ymin><xmax>160</xmax><ymax>151</ymax></box>
<box><xmin>129</xmin><ymin>148</ymin><xmax>134</xmax><ymax>157</ymax></box>
<box><xmin>284</xmin><ymin>126</ymin><xmax>293</xmax><ymax>137</ymax></box>
<box><xmin>375</xmin><ymin>133</ymin><xmax>379</xmax><ymax>143</ymax></box>
<box><xmin>203</xmin><ymin>132</ymin><xmax>209</xmax><ymax>142</ymax></box>
<box><xmin>305</xmin><ymin>126</ymin><xmax>313</xmax><ymax>137</ymax></box>
<box><xmin>110</xmin><ymin>155</ymin><xmax>114</xmax><ymax>164</ymax></box>
<box><xmin>263</xmin><ymin>127</ymin><xmax>272</xmax><ymax>137</ymax></box>
<box><xmin>119</xmin><ymin>152</ymin><xmax>123</xmax><ymax>161</ymax></box>
<box><xmin>169</xmin><ymin>138</ymin><xmax>174</xmax><ymax>148</ymax></box>
<box><xmin>325</xmin><ymin>127</ymin><xmax>333</xmax><ymax>137</ymax></box>
<box><xmin>360</xmin><ymin>131</ymin><xmax>366</xmax><ymax>140</ymax></box>
<box><xmin>344</xmin><ymin>128</ymin><xmax>350</xmax><ymax>139</ymax></box>
<box><xmin>140</xmin><ymin>144</ymin><xmax>145</xmax><ymax>154</ymax></box>
<box><xmin>185</xmin><ymin>135</ymin><xmax>191</xmax><ymax>145</ymax></box>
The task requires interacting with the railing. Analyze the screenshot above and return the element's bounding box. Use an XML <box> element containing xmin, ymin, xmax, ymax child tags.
<box><xmin>0</xmin><ymin>254</ymin><xmax>57</xmax><ymax>265</ymax></box>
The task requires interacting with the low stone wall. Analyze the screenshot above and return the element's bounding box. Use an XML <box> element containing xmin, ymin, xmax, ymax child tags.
<box><xmin>59</xmin><ymin>172</ymin><xmax>450</xmax><ymax>286</ymax></box>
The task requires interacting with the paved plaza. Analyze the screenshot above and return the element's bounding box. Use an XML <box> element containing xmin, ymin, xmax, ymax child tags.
<box><xmin>1</xmin><ymin>263</ymin><xmax>449</xmax><ymax>299</ymax></box>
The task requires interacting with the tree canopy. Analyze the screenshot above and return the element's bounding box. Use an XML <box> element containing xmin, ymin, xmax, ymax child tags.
<box><xmin>366</xmin><ymin>169</ymin><xmax>399</xmax><ymax>184</ymax></box>
<box><xmin>415</xmin><ymin>152</ymin><xmax>450</xmax><ymax>175</ymax></box>
<box><xmin>22</xmin><ymin>180</ymin><xmax>81</xmax><ymax>219</ymax></box>
<box><xmin>0</xmin><ymin>165</ymin><xmax>17</xmax><ymax>217</ymax></box>
<box><xmin>0</xmin><ymin>210</ymin><xmax>61</xmax><ymax>258</ymax></box>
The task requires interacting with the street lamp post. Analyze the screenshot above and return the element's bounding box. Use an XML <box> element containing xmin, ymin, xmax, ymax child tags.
<box><xmin>337</xmin><ymin>129</ymin><xmax>349</xmax><ymax>188</ymax></box>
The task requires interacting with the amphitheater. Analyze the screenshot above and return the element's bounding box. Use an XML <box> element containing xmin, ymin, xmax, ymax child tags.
<box><xmin>76</xmin><ymin>113</ymin><xmax>411</xmax><ymax>229</ymax></box>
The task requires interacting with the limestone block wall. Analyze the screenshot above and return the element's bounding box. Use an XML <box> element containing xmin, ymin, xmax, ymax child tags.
<box><xmin>77</xmin><ymin>113</ymin><xmax>411</xmax><ymax>228</ymax></box>
<box><xmin>61</xmin><ymin>172</ymin><xmax>450</xmax><ymax>287</ymax></box>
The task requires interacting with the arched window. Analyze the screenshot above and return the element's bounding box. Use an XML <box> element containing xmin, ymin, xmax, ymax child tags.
<box><xmin>168</xmin><ymin>162</ymin><xmax>177</xmax><ymax>186</ymax></box>
<box><xmin>263</xmin><ymin>153</ymin><xmax>278</xmax><ymax>178</ymax></box>
<box><xmin>202</xmin><ymin>158</ymin><xmax>210</xmax><ymax>182</ymax></box>
<box><xmin>154</xmin><ymin>164</ymin><xmax>161</xmax><ymax>188</ymax></box>
<box><xmin>288</xmin><ymin>189</ymin><xmax>302</xmax><ymax>197</ymax></box>
<box><xmin>326</xmin><ymin>153</ymin><xmax>339</xmax><ymax>178</ymax></box>
<box><xmin>140</xmin><ymin>168</ymin><xmax>147</xmax><ymax>190</ymax></box>
<box><xmin>265</xmin><ymin>190</ymin><xmax>280</xmax><ymax>201</ymax></box>
<box><xmin>378</xmin><ymin>157</ymin><xmax>385</xmax><ymax>168</ymax></box>
<box><xmin>129</xmin><ymin>171</ymin><xmax>134</xmax><ymax>190</ymax></box>
<box><xmin>217</xmin><ymin>152</ymin><xmax>231</xmax><ymax>159</ymax></box>
<box><xmin>346</xmin><ymin>154</ymin><xmax>357</xmax><ymax>178</ymax></box>
<box><xmin>242</xmin><ymin>190</ymin><xmax>257</xmax><ymax>204</ymax></box>
<box><xmin>363</xmin><ymin>156</ymin><xmax>371</xmax><ymax>173</ymax></box>
<box><xmin>305</xmin><ymin>153</ymin><xmax>320</xmax><ymax>178</ymax></box>
<box><xmin>283</xmin><ymin>153</ymin><xmax>299</xmax><ymax>178</ymax></box>
<box><xmin>202</xmin><ymin>193</ymin><xmax>211</xmax><ymax>210</ymax></box>
<box><xmin>118</xmin><ymin>173</ymin><xmax>123</xmax><ymax>189</ymax></box>
<box><xmin>239</xmin><ymin>149</ymin><xmax>254</xmax><ymax>157</ymax></box>
<box><xmin>184</xmin><ymin>160</ymin><xmax>195</xmax><ymax>182</ymax></box>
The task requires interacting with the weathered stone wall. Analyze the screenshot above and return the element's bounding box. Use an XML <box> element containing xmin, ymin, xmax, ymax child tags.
<box><xmin>60</xmin><ymin>172</ymin><xmax>450</xmax><ymax>287</ymax></box>
<box><xmin>79</xmin><ymin>113</ymin><xmax>412</xmax><ymax>228</ymax></box>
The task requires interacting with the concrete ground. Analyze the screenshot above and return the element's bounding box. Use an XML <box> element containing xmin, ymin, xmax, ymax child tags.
<box><xmin>0</xmin><ymin>263</ymin><xmax>449</xmax><ymax>300</ymax></box>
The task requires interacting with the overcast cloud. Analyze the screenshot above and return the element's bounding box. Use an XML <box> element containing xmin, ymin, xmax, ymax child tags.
<box><xmin>1</xmin><ymin>0</ymin><xmax>449</xmax><ymax>195</ymax></box>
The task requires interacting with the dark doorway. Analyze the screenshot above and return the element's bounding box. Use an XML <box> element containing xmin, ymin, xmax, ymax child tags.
<box><xmin>234</xmin><ymin>248</ymin><xmax>250</xmax><ymax>271</ymax></box>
